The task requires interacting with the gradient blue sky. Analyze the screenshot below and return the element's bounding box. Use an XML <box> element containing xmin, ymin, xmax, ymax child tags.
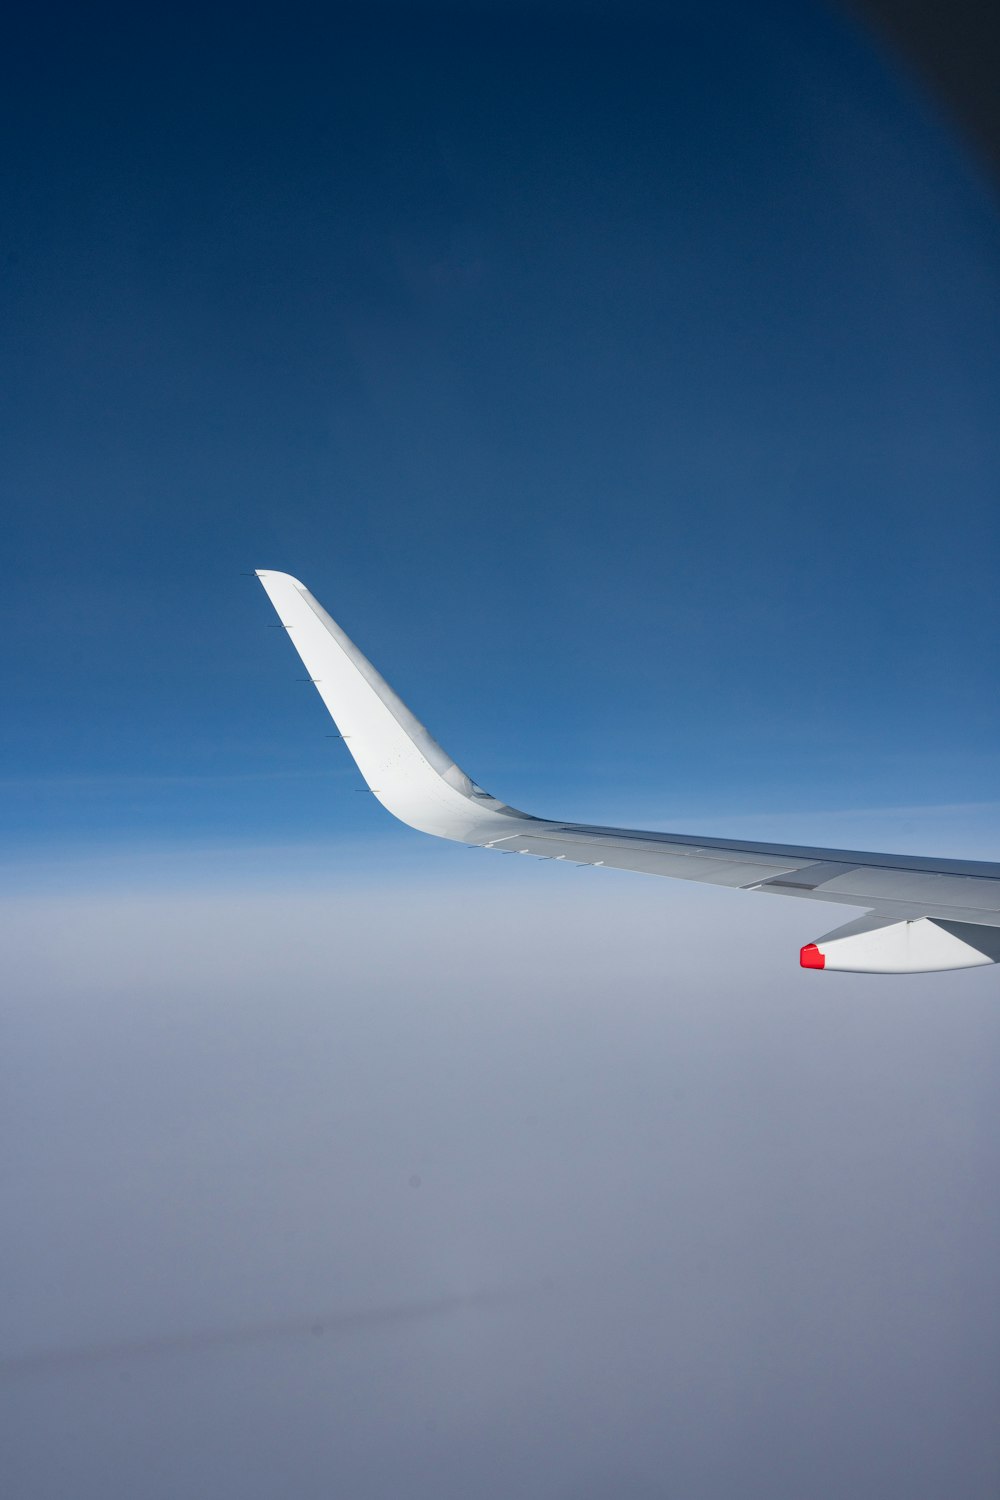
<box><xmin>3</xmin><ymin>0</ymin><xmax>999</xmax><ymax>870</ymax></box>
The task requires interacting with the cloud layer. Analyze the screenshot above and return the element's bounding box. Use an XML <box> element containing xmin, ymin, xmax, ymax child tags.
<box><xmin>3</xmin><ymin>869</ymin><xmax>999</xmax><ymax>1498</ymax></box>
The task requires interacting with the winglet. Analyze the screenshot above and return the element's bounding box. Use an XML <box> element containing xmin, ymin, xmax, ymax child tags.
<box><xmin>255</xmin><ymin>570</ymin><xmax>530</xmax><ymax>844</ymax></box>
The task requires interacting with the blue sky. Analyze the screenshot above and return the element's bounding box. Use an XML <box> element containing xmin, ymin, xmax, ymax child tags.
<box><xmin>3</xmin><ymin>0</ymin><xmax>999</xmax><ymax>868</ymax></box>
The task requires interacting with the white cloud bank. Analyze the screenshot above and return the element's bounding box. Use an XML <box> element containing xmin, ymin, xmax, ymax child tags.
<box><xmin>2</xmin><ymin>863</ymin><xmax>999</xmax><ymax>1499</ymax></box>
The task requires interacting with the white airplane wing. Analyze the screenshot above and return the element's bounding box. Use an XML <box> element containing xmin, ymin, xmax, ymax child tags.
<box><xmin>256</xmin><ymin>571</ymin><xmax>1000</xmax><ymax>974</ymax></box>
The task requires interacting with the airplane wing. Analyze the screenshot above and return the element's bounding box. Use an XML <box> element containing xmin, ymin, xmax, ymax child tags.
<box><xmin>256</xmin><ymin>570</ymin><xmax>1000</xmax><ymax>974</ymax></box>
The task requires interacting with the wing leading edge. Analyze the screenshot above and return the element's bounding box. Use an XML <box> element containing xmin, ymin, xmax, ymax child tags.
<box><xmin>256</xmin><ymin>571</ymin><xmax>1000</xmax><ymax>973</ymax></box>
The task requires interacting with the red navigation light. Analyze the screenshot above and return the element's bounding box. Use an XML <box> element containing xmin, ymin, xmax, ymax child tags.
<box><xmin>800</xmin><ymin>943</ymin><xmax>825</xmax><ymax>969</ymax></box>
